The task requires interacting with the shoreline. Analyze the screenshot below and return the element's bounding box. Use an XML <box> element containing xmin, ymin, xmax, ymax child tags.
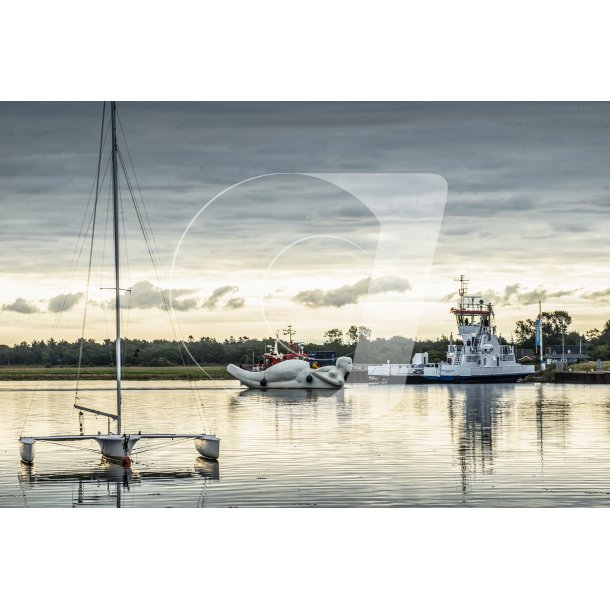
<box><xmin>0</xmin><ymin>366</ymin><xmax>232</xmax><ymax>381</ymax></box>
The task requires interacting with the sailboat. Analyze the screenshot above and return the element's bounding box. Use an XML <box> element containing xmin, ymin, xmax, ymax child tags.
<box><xmin>19</xmin><ymin>102</ymin><xmax>220</xmax><ymax>466</ymax></box>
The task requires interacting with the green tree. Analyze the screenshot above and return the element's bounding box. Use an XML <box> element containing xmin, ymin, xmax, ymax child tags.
<box><xmin>323</xmin><ymin>329</ymin><xmax>343</xmax><ymax>345</ymax></box>
<box><xmin>514</xmin><ymin>310</ymin><xmax>572</xmax><ymax>349</ymax></box>
<box><xmin>346</xmin><ymin>325</ymin><xmax>358</xmax><ymax>345</ymax></box>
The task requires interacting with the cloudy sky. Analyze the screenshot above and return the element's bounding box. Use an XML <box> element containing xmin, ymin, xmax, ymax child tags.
<box><xmin>1</xmin><ymin>102</ymin><xmax>610</xmax><ymax>345</ymax></box>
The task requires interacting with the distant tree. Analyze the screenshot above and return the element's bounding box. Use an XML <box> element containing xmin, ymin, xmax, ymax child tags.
<box><xmin>586</xmin><ymin>328</ymin><xmax>601</xmax><ymax>342</ymax></box>
<box><xmin>346</xmin><ymin>325</ymin><xmax>358</xmax><ymax>345</ymax></box>
<box><xmin>323</xmin><ymin>329</ymin><xmax>343</xmax><ymax>345</ymax></box>
<box><xmin>357</xmin><ymin>326</ymin><xmax>372</xmax><ymax>342</ymax></box>
<box><xmin>514</xmin><ymin>310</ymin><xmax>573</xmax><ymax>349</ymax></box>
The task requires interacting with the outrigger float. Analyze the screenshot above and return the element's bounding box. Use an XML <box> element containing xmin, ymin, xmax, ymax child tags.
<box><xmin>368</xmin><ymin>276</ymin><xmax>536</xmax><ymax>384</ymax></box>
<box><xmin>19</xmin><ymin>102</ymin><xmax>219</xmax><ymax>466</ymax></box>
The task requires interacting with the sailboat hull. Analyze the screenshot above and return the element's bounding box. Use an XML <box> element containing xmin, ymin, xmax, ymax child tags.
<box><xmin>195</xmin><ymin>436</ymin><xmax>220</xmax><ymax>460</ymax></box>
<box><xmin>19</xmin><ymin>433</ymin><xmax>220</xmax><ymax>464</ymax></box>
<box><xmin>95</xmin><ymin>436</ymin><xmax>140</xmax><ymax>460</ymax></box>
<box><xmin>19</xmin><ymin>439</ymin><xmax>35</xmax><ymax>464</ymax></box>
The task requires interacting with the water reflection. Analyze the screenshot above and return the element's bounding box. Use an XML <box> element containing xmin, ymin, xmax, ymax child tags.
<box><xmin>448</xmin><ymin>385</ymin><xmax>508</xmax><ymax>497</ymax></box>
<box><xmin>536</xmin><ymin>383</ymin><xmax>545</xmax><ymax>472</ymax></box>
<box><xmin>233</xmin><ymin>387</ymin><xmax>345</xmax><ymax>404</ymax></box>
<box><xmin>7</xmin><ymin>381</ymin><xmax>610</xmax><ymax>506</ymax></box>
<box><xmin>17</xmin><ymin>458</ymin><xmax>219</xmax><ymax>507</ymax></box>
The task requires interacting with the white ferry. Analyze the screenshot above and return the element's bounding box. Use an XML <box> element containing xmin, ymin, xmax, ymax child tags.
<box><xmin>368</xmin><ymin>276</ymin><xmax>536</xmax><ymax>384</ymax></box>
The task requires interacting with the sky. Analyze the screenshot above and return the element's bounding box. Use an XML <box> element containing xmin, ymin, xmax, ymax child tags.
<box><xmin>1</xmin><ymin>101</ymin><xmax>610</xmax><ymax>346</ymax></box>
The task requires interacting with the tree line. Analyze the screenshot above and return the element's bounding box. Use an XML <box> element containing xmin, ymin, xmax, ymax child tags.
<box><xmin>0</xmin><ymin>325</ymin><xmax>445</xmax><ymax>367</ymax></box>
<box><xmin>514</xmin><ymin>310</ymin><xmax>610</xmax><ymax>360</ymax></box>
<box><xmin>3</xmin><ymin>314</ymin><xmax>610</xmax><ymax>367</ymax></box>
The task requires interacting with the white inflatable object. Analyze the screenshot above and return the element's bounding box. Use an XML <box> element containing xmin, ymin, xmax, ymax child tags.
<box><xmin>227</xmin><ymin>356</ymin><xmax>353</xmax><ymax>389</ymax></box>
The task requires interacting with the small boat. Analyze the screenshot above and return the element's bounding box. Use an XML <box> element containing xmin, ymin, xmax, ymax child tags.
<box><xmin>255</xmin><ymin>326</ymin><xmax>337</xmax><ymax>371</ymax></box>
<box><xmin>368</xmin><ymin>276</ymin><xmax>536</xmax><ymax>384</ymax></box>
<box><xmin>19</xmin><ymin>102</ymin><xmax>220</xmax><ymax>465</ymax></box>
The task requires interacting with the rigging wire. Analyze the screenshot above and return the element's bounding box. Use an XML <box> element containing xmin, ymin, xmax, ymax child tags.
<box><xmin>116</xmin><ymin>165</ymin><xmax>137</xmax><ymax>433</ymax></box>
<box><xmin>76</xmin><ymin>102</ymin><xmax>106</xmax><ymax>403</ymax></box>
<box><xmin>115</xmin><ymin>116</ymin><xmax>211</xmax><ymax>433</ymax></box>
<box><xmin>20</xmin><ymin>107</ymin><xmax>110</xmax><ymax>438</ymax></box>
<box><xmin>117</xmin><ymin>145</ymin><xmax>210</xmax><ymax>433</ymax></box>
<box><xmin>100</xmin><ymin>176</ymin><xmax>115</xmax><ymax>367</ymax></box>
<box><xmin>130</xmin><ymin>436</ymin><xmax>193</xmax><ymax>456</ymax></box>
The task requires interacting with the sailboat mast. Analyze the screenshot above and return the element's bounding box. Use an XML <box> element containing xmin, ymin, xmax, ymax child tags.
<box><xmin>111</xmin><ymin>102</ymin><xmax>122</xmax><ymax>434</ymax></box>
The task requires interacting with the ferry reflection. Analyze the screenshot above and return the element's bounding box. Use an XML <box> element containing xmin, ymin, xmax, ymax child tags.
<box><xmin>448</xmin><ymin>385</ymin><xmax>511</xmax><ymax>497</ymax></box>
<box><xmin>18</xmin><ymin>457</ymin><xmax>219</xmax><ymax>507</ymax></box>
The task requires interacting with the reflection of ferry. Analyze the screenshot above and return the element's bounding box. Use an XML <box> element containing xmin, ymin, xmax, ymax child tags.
<box><xmin>369</xmin><ymin>276</ymin><xmax>536</xmax><ymax>384</ymax></box>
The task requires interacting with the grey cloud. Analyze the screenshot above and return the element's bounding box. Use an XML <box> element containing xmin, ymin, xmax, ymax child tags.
<box><xmin>2</xmin><ymin>297</ymin><xmax>38</xmax><ymax>314</ymax></box>
<box><xmin>4</xmin><ymin>101</ymin><xmax>610</xmax><ymax>323</ymax></box>
<box><xmin>293</xmin><ymin>275</ymin><xmax>411</xmax><ymax>308</ymax></box>
<box><xmin>104</xmin><ymin>281</ymin><xmax>199</xmax><ymax>311</ymax></box>
<box><xmin>369</xmin><ymin>277</ymin><xmax>411</xmax><ymax>293</ymax></box>
<box><xmin>225</xmin><ymin>297</ymin><xmax>245</xmax><ymax>310</ymax></box>
<box><xmin>171</xmin><ymin>297</ymin><xmax>200</xmax><ymax>311</ymax></box>
<box><xmin>48</xmin><ymin>292</ymin><xmax>83</xmax><ymax>313</ymax></box>
<box><xmin>548</xmin><ymin>219</ymin><xmax>592</xmax><ymax>233</ymax></box>
<box><xmin>503</xmin><ymin>284</ymin><xmax>521</xmax><ymax>302</ymax></box>
<box><xmin>457</xmin><ymin>284</ymin><xmax>575</xmax><ymax>307</ymax></box>
<box><xmin>582</xmin><ymin>288</ymin><xmax>610</xmax><ymax>302</ymax></box>
<box><xmin>517</xmin><ymin>288</ymin><xmax>575</xmax><ymax>306</ymax></box>
<box><xmin>481</xmin><ymin>284</ymin><xmax>522</xmax><ymax>306</ymax></box>
<box><xmin>203</xmin><ymin>285</ymin><xmax>239</xmax><ymax>310</ymax></box>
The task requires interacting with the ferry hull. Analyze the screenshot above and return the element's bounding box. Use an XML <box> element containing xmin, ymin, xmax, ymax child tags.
<box><xmin>402</xmin><ymin>373</ymin><xmax>529</xmax><ymax>384</ymax></box>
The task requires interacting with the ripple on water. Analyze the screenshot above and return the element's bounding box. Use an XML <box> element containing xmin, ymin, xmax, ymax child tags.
<box><xmin>2</xmin><ymin>380</ymin><xmax>610</xmax><ymax>507</ymax></box>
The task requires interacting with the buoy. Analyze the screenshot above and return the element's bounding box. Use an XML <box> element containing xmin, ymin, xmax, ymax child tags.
<box><xmin>260</xmin><ymin>378</ymin><xmax>267</xmax><ymax>386</ymax></box>
<box><xmin>306</xmin><ymin>374</ymin><xmax>313</xmax><ymax>383</ymax></box>
<box><xmin>121</xmin><ymin>455</ymin><xmax>132</xmax><ymax>468</ymax></box>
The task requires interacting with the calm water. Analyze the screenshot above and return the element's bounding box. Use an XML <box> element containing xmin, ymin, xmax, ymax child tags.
<box><xmin>2</xmin><ymin>379</ymin><xmax>610</xmax><ymax>507</ymax></box>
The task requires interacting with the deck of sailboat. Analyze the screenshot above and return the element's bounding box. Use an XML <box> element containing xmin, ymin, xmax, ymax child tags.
<box><xmin>19</xmin><ymin>433</ymin><xmax>216</xmax><ymax>443</ymax></box>
<box><xmin>20</xmin><ymin>433</ymin><xmax>218</xmax><ymax>442</ymax></box>
<box><xmin>19</xmin><ymin>431</ymin><xmax>220</xmax><ymax>463</ymax></box>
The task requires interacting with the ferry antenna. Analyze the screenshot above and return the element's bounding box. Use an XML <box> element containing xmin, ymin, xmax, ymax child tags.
<box><xmin>454</xmin><ymin>274</ymin><xmax>469</xmax><ymax>297</ymax></box>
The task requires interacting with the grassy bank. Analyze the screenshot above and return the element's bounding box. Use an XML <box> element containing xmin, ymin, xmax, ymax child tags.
<box><xmin>571</xmin><ymin>361</ymin><xmax>610</xmax><ymax>372</ymax></box>
<box><xmin>0</xmin><ymin>365</ymin><xmax>232</xmax><ymax>381</ymax></box>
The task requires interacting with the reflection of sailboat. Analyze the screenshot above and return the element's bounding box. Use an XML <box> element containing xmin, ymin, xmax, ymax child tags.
<box><xmin>18</xmin><ymin>459</ymin><xmax>139</xmax><ymax>485</ymax></box>
<box><xmin>194</xmin><ymin>457</ymin><xmax>220</xmax><ymax>480</ymax></box>
<box><xmin>18</xmin><ymin>459</ymin><xmax>138</xmax><ymax>507</ymax></box>
<box><xmin>18</xmin><ymin>457</ymin><xmax>219</xmax><ymax>508</ymax></box>
<box><xmin>18</xmin><ymin>102</ymin><xmax>219</xmax><ymax>466</ymax></box>
<box><xmin>19</xmin><ymin>459</ymin><xmax>220</xmax><ymax>485</ymax></box>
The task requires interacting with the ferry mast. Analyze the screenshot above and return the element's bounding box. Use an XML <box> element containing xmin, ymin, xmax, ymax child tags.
<box><xmin>450</xmin><ymin>275</ymin><xmax>496</xmax><ymax>342</ymax></box>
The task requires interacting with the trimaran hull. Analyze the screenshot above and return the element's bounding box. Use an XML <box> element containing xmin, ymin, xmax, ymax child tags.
<box><xmin>19</xmin><ymin>433</ymin><xmax>220</xmax><ymax>464</ymax></box>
